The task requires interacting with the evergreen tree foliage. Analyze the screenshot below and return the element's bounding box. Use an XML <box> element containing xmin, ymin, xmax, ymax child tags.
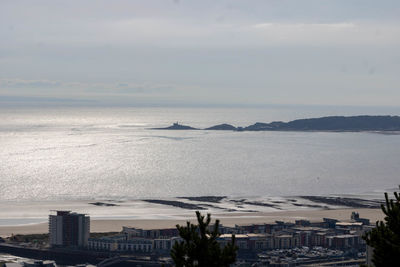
<box><xmin>362</xmin><ymin>186</ymin><xmax>400</xmax><ymax>266</ymax></box>
<box><xmin>171</xmin><ymin>211</ymin><xmax>237</xmax><ymax>267</ymax></box>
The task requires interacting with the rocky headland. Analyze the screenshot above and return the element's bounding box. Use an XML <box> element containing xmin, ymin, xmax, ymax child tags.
<box><xmin>153</xmin><ymin>115</ymin><xmax>400</xmax><ymax>132</ymax></box>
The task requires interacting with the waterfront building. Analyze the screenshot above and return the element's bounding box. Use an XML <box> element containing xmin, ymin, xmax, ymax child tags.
<box><xmin>273</xmin><ymin>234</ymin><xmax>296</xmax><ymax>249</ymax></box>
<box><xmin>351</xmin><ymin>212</ymin><xmax>370</xmax><ymax>225</ymax></box>
<box><xmin>326</xmin><ymin>234</ymin><xmax>360</xmax><ymax>249</ymax></box>
<box><xmin>117</xmin><ymin>238</ymin><xmax>153</xmax><ymax>253</ymax></box>
<box><xmin>122</xmin><ymin>226</ymin><xmax>179</xmax><ymax>239</ymax></box>
<box><xmin>246</xmin><ymin>233</ymin><xmax>273</xmax><ymax>250</ymax></box>
<box><xmin>88</xmin><ymin>237</ymin><xmax>117</xmax><ymax>251</ymax></box>
<box><xmin>89</xmin><ymin>236</ymin><xmax>157</xmax><ymax>252</ymax></box>
<box><xmin>49</xmin><ymin>211</ymin><xmax>90</xmax><ymax>248</ymax></box>
<box><xmin>153</xmin><ymin>237</ymin><xmax>182</xmax><ymax>252</ymax></box>
<box><xmin>295</xmin><ymin>219</ymin><xmax>311</xmax><ymax>227</ymax></box>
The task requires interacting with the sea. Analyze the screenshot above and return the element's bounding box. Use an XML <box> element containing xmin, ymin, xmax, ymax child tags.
<box><xmin>1</xmin><ymin>106</ymin><xmax>399</xmax><ymax>225</ymax></box>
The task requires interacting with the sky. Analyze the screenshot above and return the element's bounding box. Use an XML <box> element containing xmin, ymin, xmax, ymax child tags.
<box><xmin>1</xmin><ymin>0</ymin><xmax>399</xmax><ymax>107</ymax></box>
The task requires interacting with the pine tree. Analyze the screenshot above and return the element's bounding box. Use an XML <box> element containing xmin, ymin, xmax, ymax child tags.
<box><xmin>171</xmin><ymin>211</ymin><xmax>237</xmax><ymax>267</ymax></box>
<box><xmin>362</xmin><ymin>186</ymin><xmax>400</xmax><ymax>266</ymax></box>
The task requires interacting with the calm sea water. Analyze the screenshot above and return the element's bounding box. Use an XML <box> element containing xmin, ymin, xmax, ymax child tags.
<box><xmin>1</xmin><ymin>106</ymin><xmax>399</xmax><ymax>201</ymax></box>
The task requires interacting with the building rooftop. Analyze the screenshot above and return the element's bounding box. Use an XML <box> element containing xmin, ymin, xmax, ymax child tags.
<box><xmin>335</xmin><ymin>222</ymin><xmax>363</xmax><ymax>227</ymax></box>
<box><xmin>326</xmin><ymin>234</ymin><xmax>358</xmax><ymax>239</ymax></box>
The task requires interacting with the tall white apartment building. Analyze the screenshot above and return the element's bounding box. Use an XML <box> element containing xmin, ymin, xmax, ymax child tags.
<box><xmin>49</xmin><ymin>211</ymin><xmax>90</xmax><ymax>248</ymax></box>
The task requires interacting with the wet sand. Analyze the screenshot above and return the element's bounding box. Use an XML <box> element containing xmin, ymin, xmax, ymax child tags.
<box><xmin>0</xmin><ymin>208</ymin><xmax>382</xmax><ymax>237</ymax></box>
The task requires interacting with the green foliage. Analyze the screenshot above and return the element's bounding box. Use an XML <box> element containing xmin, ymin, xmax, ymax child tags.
<box><xmin>171</xmin><ymin>211</ymin><xmax>237</xmax><ymax>267</ymax></box>
<box><xmin>9</xmin><ymin>233</ymin><xmax>49</xmax><ymax>243</ymax></box>
<box><xmin>362</xmin><ymin>186</ymin><xmax>400</xmax><ymax>267</ymax></box>
<box><xmin>89</xmin><ymin>232</ymin><xmax>120</xmax><ymax>238</ymax></box>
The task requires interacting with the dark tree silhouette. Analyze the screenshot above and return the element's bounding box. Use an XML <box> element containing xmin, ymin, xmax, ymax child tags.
<box><xmin>363</xmin><ymin>186</ymin><xmax>400</xmax><ymax>266</ymax></box>
<box><xmin>171</xmin><ymin>211</ymin><xmax>237</xmax><ymax>267</ymax></box>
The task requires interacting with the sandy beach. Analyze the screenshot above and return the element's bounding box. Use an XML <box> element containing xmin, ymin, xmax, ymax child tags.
<box><xmin>0</xmin><ymin>208</ymin><xmax>382</xmax><ymax>237</ymax></box>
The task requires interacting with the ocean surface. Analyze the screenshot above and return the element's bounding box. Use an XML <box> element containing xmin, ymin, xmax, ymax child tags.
<box><xmin>1</xmin><ymin>106</ymin><xmax>399</xmax><ymax>203</ymax></box>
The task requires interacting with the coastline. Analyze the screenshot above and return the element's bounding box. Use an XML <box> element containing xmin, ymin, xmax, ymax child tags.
<box><xmin>153</xmin><ymin>116</ymin><xmax>400</xmax><ymax>132</ymax></box>
<box><xmin>0</xmin><ymin>208</ymin><xmax>382</xmax><ymax>237</ymax></box>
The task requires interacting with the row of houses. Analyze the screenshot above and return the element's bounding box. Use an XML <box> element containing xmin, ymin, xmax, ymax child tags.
<box><xmin>88</xmin><ymin>225</ymin><xmax>362</xmax><ymax>253</ymax></box>
<box><xmin>88</xmin><ymin>226</ymin><xmax>182</xmax><ymax>252</ymax></box>
<box><xmin>218</xmin><ymin>232</ymin><xmax>361</xmax><ymax>251</ymax></box>
<box><xmin>86</xmin><ymin>212</ymin><xmax>371</xmax><ymax>255</ymax></box>
<box><xmin>88</xmin><ymin>226</ymin><xmax>183</xmax><ymax>252</ymax></box>
<box><xmin>88</xmin><ymin>236</ymin><xmax>157</xmax><ymax>252</ymax></box>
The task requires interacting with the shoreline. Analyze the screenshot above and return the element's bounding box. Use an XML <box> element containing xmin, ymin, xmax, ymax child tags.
<box><xmin>0</xmin><ymin>208</ymin><xmax>383</xmax><ymax>237</ymax></box>
<box><xmin>0</xmin><ymin>194</ymin><xmax>387</xmax><ymax>237</ymax></box>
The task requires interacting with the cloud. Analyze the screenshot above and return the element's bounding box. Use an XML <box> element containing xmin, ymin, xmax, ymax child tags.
<box><xmin>6</xmin><ymin>7</ymin><xmax>400</xmax><ymax>49</ymax></box>
<box><xmin>115</xmin><ymin>83</ymin><xmax>174</xmax><ymax>94</ymax></box>
<box><xmin>0</xmin><ymin>78</ymin><xmax>175</xmax><ymax>96</ymax></box>
<box><xmin>253</xmin><ymin>22</ymin><xmax>356</xmax><ymax>29</ymax></box>
<box><xmin>248</xmin><ymin>22</ymin><xmax>400</xmax><ymax>46</ymax></box>
<box><xmin>3</xmin><ymin>9</ymin><xmax>399</xmax><ymax>48</ymax></box>
<box><xmin>0</xmin><ymin>79</ymin><xmax>61</xmax><ymax>88</ymax></box>
<box><xmin>0</xmin><ymin>95</ymin><xmax>94</xmax><ymax>104</ymax></box>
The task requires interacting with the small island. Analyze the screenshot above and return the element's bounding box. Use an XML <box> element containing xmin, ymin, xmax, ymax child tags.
<box><xmin>152</xmin><ymin>122</ymin><xmax>198</xmax><ymax>130</ymax></box>
<box><xmin>153</xmin><ymin>115</ymin><xmax>400</xmax><ymax>132</ymax></box>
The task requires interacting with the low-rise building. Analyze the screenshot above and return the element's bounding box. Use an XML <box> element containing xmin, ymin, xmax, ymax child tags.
<box><xmin>88</xmin><ymin>237</ymin><xmax>118</xmax><ymax>251</ymax></box>
<box><xmin>326</xmin><ymin>234</ymin><xmax>360</xmax><ymax>249</ymax></box>
<box><xmin>153</xmin><ymin>237</ymin><xmax>182</xmax><ymax>251</ymax></box>
<box><xmin>117</xmin><ymin>238</ymin><xmax>153</xmax><ymax>253</ymax></box>
<box><xmin>88</xmin><ymin>236</ymin><xmax>153</xmax><ymax>252</ymax></box>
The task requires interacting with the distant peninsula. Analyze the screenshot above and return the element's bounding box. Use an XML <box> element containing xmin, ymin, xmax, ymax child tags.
<box><xmin>153</xmin><ymin>115</ymin><xmax>400</xmax><ymax>132</ymax></box>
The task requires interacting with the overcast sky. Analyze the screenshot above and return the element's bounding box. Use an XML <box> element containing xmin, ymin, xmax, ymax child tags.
<box><xmin>1</xmin><ymin>0</ymin><xmax>399</xmax><ymax>107</ymax></box>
